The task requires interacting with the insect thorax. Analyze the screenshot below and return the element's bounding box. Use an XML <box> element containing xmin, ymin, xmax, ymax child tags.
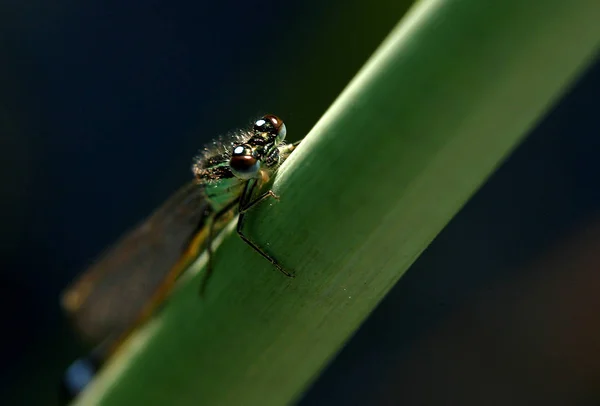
<box><xmin>191</xmin><ymin>125</ymin><xmax>284</xmax><ymax>212</ymax></box>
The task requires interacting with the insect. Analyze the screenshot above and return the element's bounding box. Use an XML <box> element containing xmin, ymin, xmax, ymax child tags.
<box><xmin>61</xmin><ymin>114</ymin><xmax>300</xmax><ymax>399</ymax></box>
<box><xmin>192</xmin><ymin>114</ymin><xmax>298</xmax><ymax>292</ymax></box>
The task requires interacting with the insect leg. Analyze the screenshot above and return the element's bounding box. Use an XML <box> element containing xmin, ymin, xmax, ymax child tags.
<box><xmin>239</xmin><ymin>190</ymin><xmax>279</xmax><ymax>214</ymax></box>
<box><xmin>200</xmin><ymin>198</ymin><xmax>239</xmax><ymax>296</ymax></box>
<box><xmin>236</xmin><ymin>181</ymin><xmax>294</xmax><ymax>278</ymax></box>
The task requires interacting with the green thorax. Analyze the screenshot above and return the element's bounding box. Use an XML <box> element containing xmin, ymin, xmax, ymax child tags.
<box><xmin>192</xmin><ymin>129</ymin><xmax>284</xmax><ymax>212</ymax></box>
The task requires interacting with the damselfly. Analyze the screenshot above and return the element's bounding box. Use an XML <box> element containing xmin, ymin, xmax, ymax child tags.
<box><xmin>61</xmin><ymin>114</ymin><xmax>300</xmax><ymax>398</ymax></box>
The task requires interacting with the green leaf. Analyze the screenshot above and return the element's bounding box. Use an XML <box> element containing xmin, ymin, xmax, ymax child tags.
<box><xmin>75</xmin><ymin>1</ymin><xmax>600</xmax><ymax>405</ymax></box>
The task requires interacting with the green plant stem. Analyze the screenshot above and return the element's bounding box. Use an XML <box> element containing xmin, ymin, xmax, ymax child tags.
<box><xmin>76</xmin><ymin>0</ymin><xmax>600</xmax><ymax>405</ymax></box>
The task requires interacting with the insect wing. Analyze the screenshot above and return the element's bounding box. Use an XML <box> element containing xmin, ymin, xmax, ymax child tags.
<box><xmin>61</xmin><ymin>181</ymin><xmax>210</xmax><ymax>345</ymax></box>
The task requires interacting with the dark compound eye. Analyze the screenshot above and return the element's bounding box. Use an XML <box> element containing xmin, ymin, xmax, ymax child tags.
<box><xmin>230</xmin><ymin>145</ymin><xmax>260</xmax><ymax>179</ymax></box>
<box><xmin>254</xmin><ymin>114</ymin><xmax>286</xmax><ymax>142</ymax></box>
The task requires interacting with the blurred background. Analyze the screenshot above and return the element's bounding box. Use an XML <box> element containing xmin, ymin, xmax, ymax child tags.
<box><xmin>0</xmin><ymin>0</ymin><xmax>598</xmax><ymax>405</ymax></box>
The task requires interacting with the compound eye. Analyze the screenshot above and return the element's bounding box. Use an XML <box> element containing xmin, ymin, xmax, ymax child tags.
<box><xmin>230</xmin><ymin>145</ymin><xmax>260</xmax><ymax>179</ymax></box>
<box><xmin>254</xmin><ymin>114</ymin><xmax>286</xmax><ymax>142</ymax></box>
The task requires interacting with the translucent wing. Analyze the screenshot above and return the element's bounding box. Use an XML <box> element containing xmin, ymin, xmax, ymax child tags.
<box><xmin>61</xmin><ymin>181</ymin><xmax>210</xmax><ymax>345</ymax></box>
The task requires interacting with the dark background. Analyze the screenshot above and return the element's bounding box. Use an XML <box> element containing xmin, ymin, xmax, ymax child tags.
<box><xmin>1</xmin><ymin>1</ymin><xmax>598</xmax><ymax>404</ymax></box>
